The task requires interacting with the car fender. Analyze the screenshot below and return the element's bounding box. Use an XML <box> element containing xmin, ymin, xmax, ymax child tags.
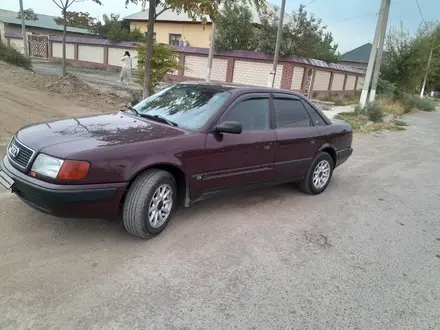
<box><xmin>126</xmin><ymin>154</ymin><xmax>185</xmax><ymax>182</ymax></box>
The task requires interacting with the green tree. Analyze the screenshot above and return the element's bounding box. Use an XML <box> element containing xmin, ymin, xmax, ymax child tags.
<box><xmin>17</xmin><ymin>8</ymin><xmax>39</xmax><ymax>21</ymax></box>
<box><xmin>91</xmin><ymin>13</ymin><xmax>144</xmax><ymax>42</ymax></box>
<box><xmin>214</xmin><ymin>3</ymin><xmax>256</xmax><ymax>52</ymax></box>
<box><xmin>125</xmin><ymin>0</ymin><xmax>265</xmax><ymax>99</ymax></box>
<box><xmin>135</xmin><ymin>42</ymin><xmax>184</xmax><ymax>90</ymax></box>
<box><xmin>52</xmin><ymin>0</ymin><xmax>102</xmax><ymax>77</ymax></box>
<box><xmin>257</xmin><ymin>5</ymin><xmax>339</xmax><ymax>61</ymax></box>
<box><xmin>381</xmin><ymin>22</ymin><xmax>440</xmax><ymax>95</ymax></box>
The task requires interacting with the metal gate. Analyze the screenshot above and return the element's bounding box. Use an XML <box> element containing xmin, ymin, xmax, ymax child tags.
<box><xmin>28</xmin><ymin>35</ymin><xmax>49</xmax><ymax>59</ymax></box>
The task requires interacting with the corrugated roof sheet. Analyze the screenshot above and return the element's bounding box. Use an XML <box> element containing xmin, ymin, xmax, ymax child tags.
<box><xmin>0</xmin><ymin>9</ymin><xmax>90</xmax><ymax>35</ymax></box>
<box><xmin>124</xmin><ymin>1</ymin><xmax>292</xmax><ymax>25</ymax></box>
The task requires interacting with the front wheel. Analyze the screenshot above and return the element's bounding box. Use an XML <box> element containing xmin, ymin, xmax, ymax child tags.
<box><xmin>299</xmin><ymin>152</ymin><xmax>334</xmax><ymax>195</ymax></box>
<box><xmin>123</xmin><ymin>169</ymin><xmax>177</xmax><ymax>238</ymax></box>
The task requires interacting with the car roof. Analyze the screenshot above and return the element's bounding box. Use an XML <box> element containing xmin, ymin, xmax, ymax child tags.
<box><xmin>177</xmin><ymin>81</ymin><xmax>304</xmax><ymax>97</ymax></box>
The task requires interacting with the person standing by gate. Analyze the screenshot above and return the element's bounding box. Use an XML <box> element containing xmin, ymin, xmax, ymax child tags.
<box><xmin>119</xmin><ymin>51</ymin><xmax>132</xmax><ymax>86</ymax></box>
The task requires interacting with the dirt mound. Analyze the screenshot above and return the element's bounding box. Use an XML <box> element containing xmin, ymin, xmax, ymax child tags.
<box><xmin>0</xmin><ymin>61</ymin><xmax>124</xmax><ymax>107</ymax></box>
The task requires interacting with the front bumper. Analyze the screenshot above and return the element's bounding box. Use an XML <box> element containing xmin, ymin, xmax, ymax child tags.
<box><xmin>1</xmin><ymin>155</ymin><xmax>128</xmax><ymax>218</ymax></box>
<box><xmin>336</xmin><ymin>147</ymin><xmax>353</xmax><ymax>167</ymax></box>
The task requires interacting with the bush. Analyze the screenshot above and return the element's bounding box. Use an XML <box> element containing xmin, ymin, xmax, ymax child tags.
<box><xmin>355</xmin><ymin>102</ymin><xmax>384</xmax><ymax>122</ymax></box>
<box><xmin>377</xmin><ymin>78</ymin><xmax>397</xmax><ymax>98</ymax></box>
<box><xmin>0</xmin><ymin>40</ymin><xmax>32</xmax><ymax>69</ymax></box>
<box><xmin>404</xmin><ymin>96</ymin><xmax>436</xmax><ymax>112</ymax></box>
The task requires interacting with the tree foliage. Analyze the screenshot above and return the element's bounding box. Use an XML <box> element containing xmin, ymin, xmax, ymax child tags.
<box><xmin>381</xmin><ymin>22</ymin><xmax>440</xmax><ymax>95</ymax></box>
<box><xmin>215</xmin><ymin>4</ymin><xmax>339</xmax><ymax>62</ymax></box>
<box><xmin>125</xmin><ymin>0</ymin><xmax>266</xmax><ymax>98</ymax></box>
<box><xmin>214</xmin><ymin>3</ymin><xmax>256</xmax><ymax>52</ymax></box>
<box><xmin>91</xmin><ymin>13</ymin><xmax>144</xmax><ymax>42</ymax></box>
<box><xmin>17</xmin><ymin>8</ymin><xmax>39</xmax><ymax>21</ymax></box>
<box><xmin>135</xmin><ymin>42</ymin><xmax>184</xmax><ymax>89</ymax></box>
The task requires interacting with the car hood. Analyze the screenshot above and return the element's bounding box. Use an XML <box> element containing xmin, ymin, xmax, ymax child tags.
<box><xmin>16</xmin><ymin>112</ymin><xmax>187</xmax><ymax>157</ymax></box>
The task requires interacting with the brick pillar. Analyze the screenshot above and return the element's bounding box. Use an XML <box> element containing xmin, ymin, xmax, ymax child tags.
<box><xmin>74</xmin><ymin>44</ymin><xmax>78</xmax><ymax>60</ymax></box>
<box><xmin>310</xmin><ymin>69</ymin><xmax>317</xmax><ymax>98</ymax></box>
<box><xmin>328</xmin><ymin>72</ymin><xmax>334</xmax><ymax>91</ymax></box>
<box><xmin>104</xmin><ymin>46</ymin><xmax>109</xmax><ymax>65</ymax></box>
<box><xmin>48</xmin><ymin>40</ymin><xmax>53</xmax><ymax>58</ymax></box>
<box><xmin>354</xmin><ymin>75</ymin><xmax>359</xmax><ymax>91</ymax></box>
<box><xmin>226</xmin><ymin>58</ymin><xmax>235</xmax><ymax>83</ymax></box>
<box><xmin>280</xmin><ymin>63</ymin><xmax>293</xmax><ymax>90</ymax></box>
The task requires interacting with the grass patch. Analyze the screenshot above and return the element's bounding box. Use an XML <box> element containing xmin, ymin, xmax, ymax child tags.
<box><xmin>0</xmin><ymin>40</ymin><xmax>32</xmax><ymax>70</ymax></box>
<box><xmin>404</xmin><ymin>96</ymin><xmax>436</xmax><ymax>112</ymax></box>
<box><xmin>335</xmin><ymin>111</ymin><xmax>406</xmax><ymax>133</ymax></box>
<box><xmin>315</xmin><ymin>92</ymin><xmax>360</xmax><ymax>106</ymax></box>
<box><xmin>378</xmin><ymin>98</ymin><xmax>405</xmax><ymax>116</ymax></box>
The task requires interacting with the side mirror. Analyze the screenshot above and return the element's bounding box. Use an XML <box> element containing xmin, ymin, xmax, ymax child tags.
<box><xmin>212</xmin><ymin>121</ymin><xmax>242</xmax><ymax>135</ymax></box>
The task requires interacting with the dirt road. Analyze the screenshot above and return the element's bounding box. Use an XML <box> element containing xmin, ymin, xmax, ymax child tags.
<box><xmin>0</xmin><ymin>61</ymin><xmax>127</xmax><ymax>145</ymax></box>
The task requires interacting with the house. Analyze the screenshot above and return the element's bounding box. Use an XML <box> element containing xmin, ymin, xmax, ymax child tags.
<box><xmin>0</xmin><ymin>9</ymin><xmax>91</xmax><ymax>43</ymax></box>
<box><xmin>339</xmin><ymin>43</ymin><xmax>372</xmax><ymax>69</ymax></box>
<box><xmin>123</xmin><ymin>1</ymin><xmax>291</xmax><ymax>48</ymax></box>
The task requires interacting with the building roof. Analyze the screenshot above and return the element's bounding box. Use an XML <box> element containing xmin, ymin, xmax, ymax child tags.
<box><xmin>340</xmin><ymin>43</ymin><xmax>372</xmax><ymax>64</ymax></box>
<box><xmin>0</xmin><ymin>9</ymin><xmax>90</xmax><ymax>35</ymax></box>
<box><xmin>123</xmin><ymin>1</ymin><xmax>291</xmax><ymax>25</ymax></box>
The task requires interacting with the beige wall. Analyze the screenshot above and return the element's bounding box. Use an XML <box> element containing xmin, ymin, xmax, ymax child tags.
<box><xmin>313</xmin><ymin>70</ymin><xmax>331</xmax><ymax>91</ymax></box>
<box><xmin>9</xmin><ymin>38</ymin><xmax>24</xmax><ymax>53</ymax></box>
<box><xmin>291</xmin><ymin>66</ymin><xmax>304</xmax><ymax>90</ymax></box>
<box><xmin>108</xmin><ymin>47</ymin><xmax>139</xmax><ymax>68</ymax></box>
<box><xmin>78</xmin><ymin>45</ymin><xmax>104</xmax><ymax>63</ymax></box>
<box><xmin>331</xmin><ymin>73</ymin><xmax>345</xmax><ymax>91</ymax></box>
<box><xmin>130</xmin><ymin>21</ymin><xmax>212</xmax><ymax>48</ymax></box>
<box><xmin>185</xmin><ymin>55</ymin><xmax>227</xmax><ymax>81</ymax></box>
<box><xmin>0</xmin><ymin>22</ymin><xmax>5</xmax><ymax>42</ymax></box>
<box><xmin>356</xmin><ymin>76</ymin><xmax>364</xmax><ymax>90</ymax></box>
<box><xmin>52</xmin><ymin>42</ymin><xmax>75</xmax><ymax>59</ymax></box>
<box><xmin>233</xmin><ymin>60</ymin><xmax>282</xmax><ymax>88</ymax></box>
<box><xmin>345</xmin><ymin>75</ymin><xmax>356</xmax><ymax>90</ymax></box>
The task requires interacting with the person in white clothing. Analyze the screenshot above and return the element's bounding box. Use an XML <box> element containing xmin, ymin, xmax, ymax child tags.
<box><xmin>119</xmin><ymin>51</ymin><xmax>132</xmax><ymax>86</ymax></box>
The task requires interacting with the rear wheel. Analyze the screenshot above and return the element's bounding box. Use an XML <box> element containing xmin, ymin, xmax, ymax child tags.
<box><xmin>123</xmin><ymin>169</ymin><xmax>177</xmax><ymax>238</ymax></box>
<box><xmin>299</xmin><ymin>152</ymin><xmax>334</xmax><ymax>195</ymax></box>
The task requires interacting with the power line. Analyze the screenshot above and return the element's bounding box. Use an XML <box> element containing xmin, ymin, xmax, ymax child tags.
<box><xmin>415</xmin><ymin>0</ymin><xmax>425</xmax><ymax>22</ymax></box>
<box><xmin>303</xmin><ymin>0</ymin><xmax>318</xmax><ymax>7</ymax></box>
<box><xmin>333</xmin><ymin>12</ymin><xmax>378</xmax><ymax>23</ymax></box>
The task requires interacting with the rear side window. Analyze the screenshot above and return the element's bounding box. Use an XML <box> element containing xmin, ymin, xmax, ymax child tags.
<box><xmin>274</xmin><ymin>99</ymin><xmax>310</xmax><ymax>128</ymax></box>
<box><xmin>303</xmin><ymin>101</ymin><xmax>327</xmax><ymax>126</ymax></box>
<box><xmin>220</xmin><ymin>98</ymin><xmax>270</xmax><ymax>131</ymax></box>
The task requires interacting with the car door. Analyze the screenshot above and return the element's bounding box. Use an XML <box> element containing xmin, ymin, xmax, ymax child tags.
<box><xmin>194</xmin><ymin>93</ymin><xmax>277</xmax><ymax>193</ymax></box>
<box><xmin>272</xmin><ymin>93</ymin><xmax>321</xmax><ymax>181</ymax></box>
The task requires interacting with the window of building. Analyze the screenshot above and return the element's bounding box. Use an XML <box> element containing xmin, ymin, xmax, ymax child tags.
<box><xmin>220</xmin><ymin>98</ymin><xmax>270</xmax><ymax>131</ymax></box>
<box><xmin>169</xmin><ymin>34</ymin><xmax>182</xmax><ymax>46</ymax></box>
<box><xmin>274</xmin><ymin>98</ymin><xmax>310</xmax><ymax>128</ymax></box>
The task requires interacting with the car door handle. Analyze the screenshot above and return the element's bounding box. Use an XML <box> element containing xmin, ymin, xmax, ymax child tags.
<box><xmin>310</xmin><ymin>139</ymin><xmax>315</xmax><ymax>144</ymax></box>
<box><xmin>263</xmin><ymin>143</ymin><xmax>272</xmax><ymax>150</ymax></box>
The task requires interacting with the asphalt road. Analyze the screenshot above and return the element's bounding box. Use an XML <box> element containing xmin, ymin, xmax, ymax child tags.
<box><xmin>1</xmin><ymin>111</ymin><xmax>440</xmax><ymax>329</ymax></box>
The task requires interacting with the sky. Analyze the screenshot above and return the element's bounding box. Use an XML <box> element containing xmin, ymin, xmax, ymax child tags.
<box><xmin>1</xmin><ymin>0</ymin><xmax>438</xmax><ymax>53</ymax></box>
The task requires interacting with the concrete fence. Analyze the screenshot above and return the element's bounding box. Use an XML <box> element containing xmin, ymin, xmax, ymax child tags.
<box><xmin>6</xmin><ymin>34</ymin><xmax>365</xmax><ymax>97</ymax></box>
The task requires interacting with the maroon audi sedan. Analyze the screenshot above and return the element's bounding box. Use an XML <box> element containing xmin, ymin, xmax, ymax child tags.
<box><xmin>0</xmin><ymin>82</ymin><xmax>353</xmax><ymax>238</ymax></box>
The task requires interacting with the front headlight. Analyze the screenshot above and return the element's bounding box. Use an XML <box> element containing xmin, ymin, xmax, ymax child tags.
<box><xmin>31</xmin><ymin>154</ymin><xmax>64</xmax><ymax>178</ymax></box>
<box><xmin>30</xmin><ymin>154</ymin><xmax>91</xmax><ymax>180</ymax></box>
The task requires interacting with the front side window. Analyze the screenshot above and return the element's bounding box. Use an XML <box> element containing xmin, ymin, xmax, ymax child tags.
<box><xmin>274</xmin><ymin>98</ymin><xmax>310</xmax><ymax>128</ymax></box>
<box><xmin>220</xmin><ymin>98</ymin><xmax>270</xmax><ymax>131</ymax></box>
<box><xmin>134</xmin><ymin>85</ymin><xmax>231</xmax><ymax>130</ymax></box>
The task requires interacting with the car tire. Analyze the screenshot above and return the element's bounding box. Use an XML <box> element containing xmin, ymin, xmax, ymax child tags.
<box><xmin>123</xmin><ymin>169</ymin><xmax>177</xmax><ymax>239</ymax></box>
<box><xmin>299</xmin><ymin>152</ymin><xmax>334</xmax><ymax>195</ymax></box>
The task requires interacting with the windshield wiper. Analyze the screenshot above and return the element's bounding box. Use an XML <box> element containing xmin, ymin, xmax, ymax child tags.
<box><xmin>138</xmin><ymin>113</ymin><xmax>178</xmax><ymax>127</ymax></box>
<box><xmin>123</xmin><ymin>104</ymin><xmax>140</xmax><ymax>116</ymax></box>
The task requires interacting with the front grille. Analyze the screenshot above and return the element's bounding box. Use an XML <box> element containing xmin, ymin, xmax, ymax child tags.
<box><xmin>8</xmin><ymin>137</ymin><xmax>35</xmax><ymax>168</ymax></box>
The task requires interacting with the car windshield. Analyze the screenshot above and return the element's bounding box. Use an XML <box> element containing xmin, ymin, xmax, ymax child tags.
<box><xmin>133</xmin><ymin>84</ymin><xmax>231</xmax><ymax>130</ymax></box>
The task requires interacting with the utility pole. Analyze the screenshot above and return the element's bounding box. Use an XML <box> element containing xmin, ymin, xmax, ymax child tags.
<box><xmin>206</xmin><ymin>22</ymin><xmax>216</xmax><ymax>82</ymax></box>
<box><xmin>369</xmin><ymin>0</ymin><xmax>391</xmax><ymax>102</ymax></box>
<box><xmin>18</xmin><ymin>0</ymin><xmax>28</xmax><ymax>57</ymax></box>
<box><xmin>420</xmin><ymin>48</ymin><xmax>433</xmax><ymax>98</ymax></box>
<box><xmin>359</xmin><ymin>0</ymin><xmax>390</xmax><ymax>108</ymax></box>
<box><xmin>268</xmin><ymin>0</ymin><xmax>286</xmax><ymax>87</ymax></box>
